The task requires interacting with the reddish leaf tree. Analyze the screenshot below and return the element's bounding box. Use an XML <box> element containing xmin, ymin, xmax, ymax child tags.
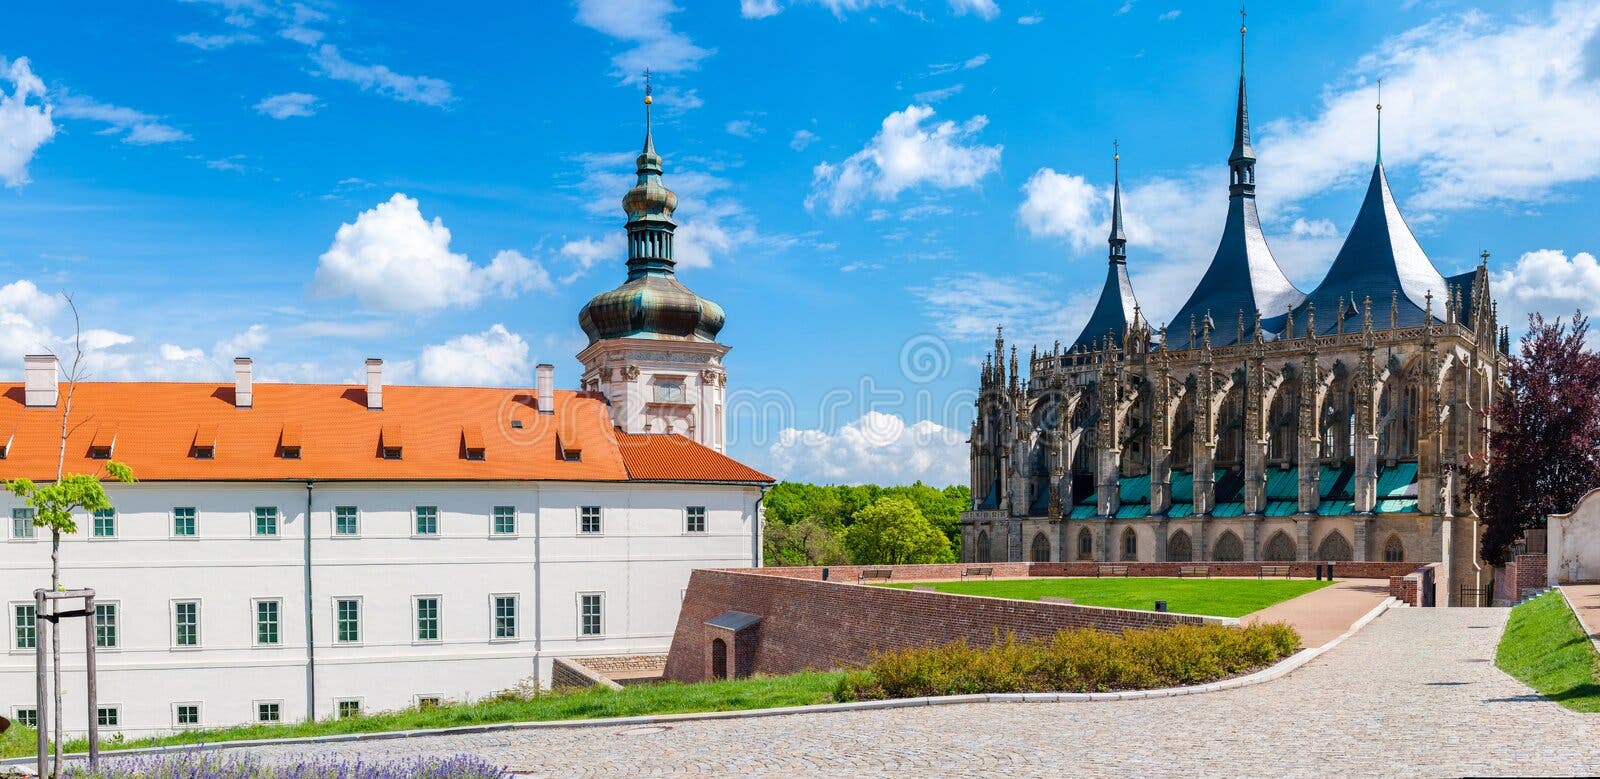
<box><xmin>1470</xmin><ymin>311</ymin><xmax>1600</xmax><ymax>565</ymax></box>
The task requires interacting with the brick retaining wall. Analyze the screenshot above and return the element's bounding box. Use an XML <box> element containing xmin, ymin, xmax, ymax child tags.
<box><xmin>663</xmin><ymin>568</ymin><xmax>1228</xmax><ymax>683</ymax></box>
<box><xmin>1509</xmin><ymin>553</ymin><xmax>1548</xmax><ymax>600</ymax></box>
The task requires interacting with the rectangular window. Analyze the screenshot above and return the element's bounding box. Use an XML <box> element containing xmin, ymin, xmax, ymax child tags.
<box><xmin>173</xmin><ymin>601</ymin><xmax>199</xmax><ymax>647</ymax></box>
<box><xmin>11</xmin><ymin>508</ymin><xmax>35</xmax><ymax>540</ymax></box>
<box><xmin>14</xmin><ymin>708</ymin><xmax>37</xmax><ymax>728</ymax></box>
<box><xmin>256</xmin><ymin>600</ymin><xmax>281</xmax><ymax>646</ymax></box>
<box><xmin>334</xmin><ymin>506</ymin><xmax>359</xmax><ymax>536</ymax></box>
<box><xmin>493</xmin><ymin>595</ymin><xmax>517</xmax><ymax>639</ymax></box>
<box><xmin>256</xmin><ymin>702</ymin><xmax>281</xmax><ymax>723</ymax></box>
<box><xmin>414</xmin><ymin>506</ymin><xmax>438</xmax><ymax>536</ymax></box>
<box><xmin>337</xmin><ymin>699</ymin><xmax>361</xmax><ymax>719</ymax></box>
<box><xmin>92</xmin><ymin>509</ymin><xmax>115</xmax><ymax>538</ymax></box>
<box><xmin>416</xmin><ymin>696</ymin><xmax>441</xmax><ymax>709</ymax></box>
<box><xmin>175</xmin><ymin>704</ymin><xmax>199</xmax><ymax>726</ymax></box>
<box><xmin>335</xmin><ymin>599</ymin><xmax>361</xmax><ymax>643</ymax></box>
<box><xmin>415</xmin><ymin>597</ymin><xmax>440</xmax><ymax>642</ymax></box>
<box><xmin>254</xmin><ymin>506</ymin><xmax>279</xmax><ymax>537</ymax></box>
<box><xmin>579</xmin><ymin>593</ymin><xmax>603</xmax><ymax>637</ymax></box>
<box><xmin>685</xmin><ymin>506</ymin><xmax>706</xmax><ymax>533</ymax></box>
<box><xmin>15</xmin><ymin>604</ymin><xmax>36</xmax><ymax>650</ymax></box>
<box><xmin>579</xmin><ymin>506</ymin><xmax>601</xmax><ymax>534</ymax></box>
<box><xmin>173</xmin><ymin>507</ymin><xmax>196</xmax><ymax>537</ymax></box>
<box><xmin>492</xmin><ymin>506</ymin><xmax>516</xmax><ymax>535</ymax></box>
<box><xmin>97</xmin><ymin>707</ymin><xmax>119</xmax><ymax>727</ymax></box>
<box><xmin>94</xmin><ymin>603</ymin><xmax>118</xmax><ymax>648</ymax></box>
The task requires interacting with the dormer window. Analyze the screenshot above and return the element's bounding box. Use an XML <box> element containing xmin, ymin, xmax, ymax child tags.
<box><xmin>511</xmin><ymin>419</ymin><xmax>524</xmax><ymax>429</ymax></box>
<box><xmin>462</xmin><ymin>425</ymin><xmax>486</xmax><ymax>461</ymax></box>
<box><xmin>90</xmin><ymin>425</ymin><xmax>117</xmax><ymax>460</ymax></box>
<box><xmin>380</xmin><ymin>424</ymin><xmax>403</xmax><ymax>460</ymax></box>
<box><xmin>0</xmin><ymin>428</ymin><xmax>14</xmax><ymax>460</ymax></box>
<box><xmin>556</xmin><ymin>435</ymin><xmax>582</xmax><ymax>462</ymax></box>
<box><xmin>193</xmin><ymin>445</ymin><xmax>215</xmax><ymax>460</ymax></box>
<box><xmin>192</xmin><ymin>424</ymin><xmax>217</xmax><ymax>460</ymax></box>
<box><xmin>281</xmin><ymin>446</ymin><xmax>302</xmax><ymax>460</ymax></box>
<box><xmin>279</xmin><ymin>424</ymin><xmax>303</xmax><ymax>460</ymax></box>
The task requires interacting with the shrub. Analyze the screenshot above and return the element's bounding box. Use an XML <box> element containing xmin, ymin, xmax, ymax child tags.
<box><xmin>836</xmin><ymin>622</ymin><xmax>1300</xmax><ymax>700</ymax></box>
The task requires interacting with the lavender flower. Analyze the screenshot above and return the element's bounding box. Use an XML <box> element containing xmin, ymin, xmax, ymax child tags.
<box><xmin>65</xmin><ymin>752</ymin><xmax>506</xmax><ymax>779</ymax></box>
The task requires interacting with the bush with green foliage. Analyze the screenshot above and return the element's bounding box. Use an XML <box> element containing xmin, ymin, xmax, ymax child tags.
<box><xmin>837</xmin><ymin>622</ymin><xmax>1300</xmax><ymax>699</ymax></box>
<box><xmin>842</xmin><ymin>496</ymin><xmax>954</xmax><ymax>565</ymax></box>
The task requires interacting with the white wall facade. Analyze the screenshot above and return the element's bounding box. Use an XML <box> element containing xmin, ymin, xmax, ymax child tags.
<box><xmin>1549</xmin><ymin>488</ymin><xmax>1600</xmax><ymax>584</ymax></box>
<box><xmin>1</xmin><ymin>479</ymin><xmax>761</xmax><ymax>736</ymax></box>
<box><xmin>577</xmin><ymin>339</ymin><xmax>730</xmax><ymax>452</ymax></box>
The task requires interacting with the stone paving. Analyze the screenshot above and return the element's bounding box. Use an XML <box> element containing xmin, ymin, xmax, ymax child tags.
<box><xmin>234</xmin><ymin>607</ymin><xmax>1600</xmax><ymax>777</ymax></box>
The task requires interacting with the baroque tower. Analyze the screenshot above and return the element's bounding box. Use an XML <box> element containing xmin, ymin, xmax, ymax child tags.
<box><xmin>577</xmin><ymin>85</ymin><xmax>730</xmax><ymax>451</ymax></box>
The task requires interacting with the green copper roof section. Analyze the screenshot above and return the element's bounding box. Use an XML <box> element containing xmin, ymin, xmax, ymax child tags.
<box><xmin>1170</xmin><ymin>470</ymin><xmax>1195</xmax><ymax>503</ymax></box>
<box><xmin>1120</xmin><ymin>474</ymin><xmax>1151</xmax><ymax>504</ymax></box>
<box><xmin>1265</xmin><ymin>467</ymin><xmax>1299</xmax><ymax>501</ymax></box>
<box><xmin>1319</xmin><ymin>500</ymin><xmax>1356</xmax><ymax>516</ymax></box>
<box><xmin>1069</xmin><ymin>504</ymin><xmax>1098</xmax><ymax>519</ymax></box>
<box><xmin>1167</xmin><ymin>503</ymin><xmax>1194</xmax><ymax>519</ymax></box>
<box><xmin>1116</xmin><ymin>504</ymin><xmax>1151</xmax><ymax>519</ymax></box>
<box><xmin>1377</xmin><ymin>462</ymin><xmax>1420</xmax><ymax>498</ymax></box>
<box><xmin>1213</xmin><ymin>502</ymin><xmax>1246</xmax><ymax>518</ymax></box>
<box><xmin>1264</xmin><ymin>500</ymin><xmax>1299</xmax><ymax>517</ymax></box>
<box><xmin>1320</xmin><ymin>464</ymin><xmax>1355</xmax><ymax>500</ymax></box>
<box><xmin>1377</xmin><ymin>498</ymin><xmax>1420</xmax><ymax>513</ymax></box>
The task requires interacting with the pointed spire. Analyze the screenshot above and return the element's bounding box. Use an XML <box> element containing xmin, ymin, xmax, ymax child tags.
<box><xmin>1229</xmin><ymin>5</ymin><xmax>1256</xmax><ymax>196</ymax></box>
<box><xmin>1374</xmin><ymin>77</ymin><xmax>1383</xmax><ymax>165</ymax></box>
<box><xmin>1108</xmin><ymin>141</ymin><xmax>1127</xmax><ymax>262</ymax></box>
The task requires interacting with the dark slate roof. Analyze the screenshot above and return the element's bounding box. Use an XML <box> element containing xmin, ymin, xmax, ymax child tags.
<box><xmin>705</xmin><ymin>611</ymin><xmax>762</xmax><ymax>631</ymax></box>
<box><xmin>1069</xmin><ymin>260</ymin><xmax>1139</xmax><ymax>352</ymax></box>
<box><xmin>1231</xmin><ymin>73</ymin><xmax>1254</xmax><ymax>163</ymax></box>
<box><xmin>1292</xmin><ymin>163</ymin><xmax>1448</xmax><ymax>335</ymax></box>
<box><xmin>1168</xmin><ymin>195</ymin><xmax>1304</xmax><ymax>347</ymax></box>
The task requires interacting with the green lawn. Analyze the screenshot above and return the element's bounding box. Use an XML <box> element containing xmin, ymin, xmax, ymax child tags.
<box><xmin>0</xmin><ymin>672</ymin><xmax>845</xmax><ymax>759</ymax></box>
<box><xmin>878</xmin><ymin>577</ymin><xmax>1332</xmax><ymax>618</ymax></box>
<box><xmin>1496</xmin><ymin>590</ymin><xmax>1600</xmax><ymax>712</ymax></box>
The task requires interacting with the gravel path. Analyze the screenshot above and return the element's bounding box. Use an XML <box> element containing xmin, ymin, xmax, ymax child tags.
<box><xmin>231</xmin><ymin>607</ymin><xmax>1600</xmax><ymax>778</ymax></box>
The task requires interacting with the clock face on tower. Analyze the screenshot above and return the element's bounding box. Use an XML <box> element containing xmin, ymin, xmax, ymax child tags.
<box><xmin>655</xmin><ymin>381</ymin><xmax>685</xmax><ymax>403</ymax></box>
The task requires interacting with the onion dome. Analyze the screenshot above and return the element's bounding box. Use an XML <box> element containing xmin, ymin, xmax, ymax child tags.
<box><xmin>579</xmin><ymin>87</ymin><xmax>725</xmax><ymax>345</ymax></box>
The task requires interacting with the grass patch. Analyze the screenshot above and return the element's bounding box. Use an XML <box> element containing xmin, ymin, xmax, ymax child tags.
<box><xmin>839</xmin><ymin>622</ymin><xmax>1301</xmax><ymax>699</ymax></box>
<box><xmin>0</xmin><ymin>672</ymin><xmax>844</xmax><ymax>759</ymax></box>
<box><xmin>1496</xmin><ymin>590</ymin><xmax>1600</xmax><ymax>712</ymax></box>
<box><xmin>878</xmin><ymin>577</ymin><xmax>1332</xmax><ymax>618</ymax></box>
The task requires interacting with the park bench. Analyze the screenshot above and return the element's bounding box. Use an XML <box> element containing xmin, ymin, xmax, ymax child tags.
<box><xmin>1096</xmin><ymin>564</ymin><xmax>1129</xmax><ymax>578</ymax></box>
<box><xmin>1178</xmin><ymin>564</ymin><xmax>1210</xmax><ymax>579</ymax></box>
<box><xmin>1259</xmin><ymin>564</ymin><xmax>1292</xmax><ymax>579</ymax></box>
<box><xmin>858</xmin><ymin>568</ymin><xmax>894</xmax><ymax>582</ymax></box>
<box><xmin>961</xmin><ymin>566</ymin><xmax>995</xmax><ymax>580</ymax></box>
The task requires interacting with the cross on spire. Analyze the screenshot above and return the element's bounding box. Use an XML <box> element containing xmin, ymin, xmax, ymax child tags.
<box><xmin>1375</xmin><ymin>77</ymin><xmax>1384</xmax><ymax>163</ymax></box>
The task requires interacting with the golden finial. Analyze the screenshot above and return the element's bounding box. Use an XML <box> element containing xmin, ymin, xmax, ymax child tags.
<box><xmin>643</xmin><ymin>68</ymin><xmax>653</xmax><ymax>105</ymax></box>
<box><xmin>1113</xmin><ymin>138</ymin><xmax>1120</xmax><ymax>162</ymax></box>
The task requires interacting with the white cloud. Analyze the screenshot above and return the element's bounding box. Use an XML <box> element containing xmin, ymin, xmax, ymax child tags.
<box><xmin>0</xmin><ymin>58</ymin><xmax>55</xmax><ymax>187</ymax></box>
<box><xmin>1157</xmin><ymin>9</ymin><xmax>1180</xmax><ymax>21</ymax></box>
<box><xmin>764</xmin><ymin>411</ymin><xmax>968</xmax><ymax>486</ymax></box>
<box><xmin>655</xmin><ymin>86</ymin><xmax>703</xmax><ymax>116</ymax></box>
<box><xmin>725</xmin><ymin>119</ymin><xmax>763</xmax><ymax>138</ymax></box>
<box><xmin>559</xmin><ymin>233</ymin><xmax>627</xmax><ymax>282</ymax></box>
<box><xmin>254</xmin><ymin>92</ymin><xmax>318</xmax><ymax>119</ymax></box>
<box><xmin>159</xmin><ymin>343</ymin><xmax>206</xmax><ymax>361</ymax></box>
<box><xmin>948</xmin><ymin>0</ymin><xmax>999</xmax><ymax>20</ymax></box>
<box><xmin>963</xmin><ymin>53</ymin><xmax>990</xmax><ymax>69</ymax></box>
<box><xmin>214</xmin><ymin>323</ymin><xmax>269</xmax><ymax>358</ymax></box>
<box><xmin>1492</xmin><ymin>249</ymin><xmax>1600</xmax><ymax>333</ymax></box>
<box><xmin>312</xmin><ymin>194</ymin><xmax>553</xmax><ymax>311</ymax></box>
<box><xmin>55</xmin><ymin>93</ymin><xmax>190</xmax><ymax>145</ymax></box>
<box><xmin>176</xmin><ymin>31</ymin><xmax>259</xmax><ymax>49</ymax></box>
<box><xmin>1017</xmin><ymin>13</ymin><xmax>1042</xmax><ymax>24</ymax></box>
<box><xmin>808</xmin><ymin>104</ymin><xmax>1002</xmax><ymax>214</ymax></box>
<box><xmin>911</xmin><ymin>272</ymin><xmax>1092</xmax><ymax>348</ymax></box>
<box><xmin>574</xmin><ymin>0</ymin><xmax>711</xmax><ymax>83</ymax></box>
<box><xmin>741</xmin><ymin>0</ymin><xmax>783</xmax><ymax>18</ymax></box>
<box><xmin>789</xmin><ymin>129</ymin><xmax>818</xmax><ymax>151</ymax></box>
<box><xmin>1017</xmin><ymin>168</ymin><xmax>1102</xmax><ymax>252</ymax></box>
<box><xmin>205</xmin><ymin>154</ymin><xmax>247</xmax><ymax>172</ymax></box>
<box><xmin>417</xmin><ymin>324</ymin><xmax>531</xmax><ymax>386</ymax></box>
<box><xmin>311</xmin><ymin>45</ymin><xmax>452</xmax><ymax>106</ymax></box>
<box><xmin>913</xmin><ymin>84</ymin><xmax>963</xmax><ymax>104</ymax></box>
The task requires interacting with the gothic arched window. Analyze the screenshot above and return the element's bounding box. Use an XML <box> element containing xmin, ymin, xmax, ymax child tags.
<box><xmin>1121</xmin><ymin>527</ymin><xmax>1138</xmax><ymax>561</ymax></box>
<box><xmin>1030</xmin><ymin>532</ymin><xmax>1051</xmax><ymax>563</ymax></box>
<box><xmin>1383</xmin><ymin>534</ymin><xmax>1405</xmax><ymax>563</ymax></box>
<box><xmin>976</xmin><ymin>530</ymin><xmax>992</xmax><ymax>563</ymax></box>
<box><xmin>1264</xmin><ymin>531</ymin><xmax>1297</xmax><ymax>562</ymax></box>
<box><xmin>1167</xmin><ymin>530</ymin><xmax>1193</xmax><ymax>562</ymax></box>
<box><xmin>1214</xmin><ymin>531</ymin><xmax>1244</xmax><ymax>561</ymax></box>
<box><xmin>1077</xmin><ymin>528</ymin><xmax>1093</xmax><ymax>560</ymax></box>
<box><xmin>1316</xmin><ymin>530</ymin><xmax>1354</xmax><ymax>562</ymax></box>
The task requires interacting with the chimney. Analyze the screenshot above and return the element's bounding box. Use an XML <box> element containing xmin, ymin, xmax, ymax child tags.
<box><xmin>234</xmin><ymin>357</ymin><xmax>254</xmax><ymax>408</ymax></box>
<box><xmin>536</xmin><ymin>363</ymin><xmax>554</xmax><ymax>414</ymax></box>
<box><xmin>365</xmin><ymin>358</ymin><xmax>383</xmax><ymax>410</ymax></box>
<box><xmin>24</xmin><ymin>354</ymin><xmax>58</xmax><ymax>408</ymax></box>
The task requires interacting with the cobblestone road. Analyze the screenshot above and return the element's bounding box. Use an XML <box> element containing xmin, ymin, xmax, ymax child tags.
<box><xmin>238</xmin><ymin>607</ymin><xmax>1600</xmax><ymax>777</ymax></box>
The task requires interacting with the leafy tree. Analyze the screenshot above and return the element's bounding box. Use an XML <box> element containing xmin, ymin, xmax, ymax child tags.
<box><xmin>761</xmin><ymin>481</ymin><xmax>970</xmax><ymax>563</ymax></box>
<box><xmin>763</xmin><ymin>516</ymin><xmax>849</xmax><ymax>566</ymax></box>
<box><xmin>3</xmin><ymin>296</ymin><xmax>135</xmax><ymax>775</ymax></box>
<box><xmin>842</xmin><ymin>496</ymin><xmax>954</xmax><ymax>565</ymax></box>
<box><xmin>1469</xmin><ymin>311</ymin><xmax>1600</xmax><ymax>565</ymax></box>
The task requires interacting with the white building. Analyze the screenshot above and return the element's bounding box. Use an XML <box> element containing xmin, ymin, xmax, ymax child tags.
<box><xmin>1</xmin><ymin>94</ymin><xmax>769</xmax><ymax>736</ymax></box>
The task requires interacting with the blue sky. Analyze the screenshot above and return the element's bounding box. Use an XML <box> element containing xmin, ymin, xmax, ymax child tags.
<box><xmin>1</xmin><ymin>0</ymin><xmax>1598</xmax><ymax>485</ymax></box>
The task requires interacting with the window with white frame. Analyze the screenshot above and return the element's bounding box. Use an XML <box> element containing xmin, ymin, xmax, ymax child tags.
<box><xmin>336</xmin><ymin>699</ymin><xmax>361</xmax><ymax>719</ymax></box>
<box><xmin>92</xmin><ymin>509</ymin><xmax>115</xmax><ymax>538</ymax></box>
<box><xmin>578</xmin><ymin>593</ymin><xmax>603</xmax><ymax>637</ymax></box>
<box><xmin>335</xmin><ymin>599</ymin><xmax>361</xmax><ymax>643</ymax></box>
<box><xmin>492</xmin><ymin>506</ymin><xmax>516</xmax><ymax>535</ymax></box>
<box><xmin>13</xmin><ymin>707</ymin><xmax>37</xmax><ymax>728</ymax></box>
<box><xmin>173</xmin><ymin>507</ymin><xmax>197</xmax><ymax>537</ymax></box>
<box><xmin>493</xmin><ymin>595</ymin><xmax>517</xmax><ymax>639</ymax></box>
<box><xmin>173</xmin><ymin>601</ymin><xmax>199</xmax><ymax>647</ymax></box>
<box><xmin>414</xmin><ymin>506</ymin><xmax>439</xmax><ymax>535</ymax></box>
<box><xmin>11</xmin><ymin>508</ymin><xmax>35</xmax><ymax>540</ymax></box>
<box><xmin>334</xmin><ymin>506</ymin><xmax>359</xmax><ymax>536</ymax></box>
<box><xmin>97</xmin><ymin>706</ymin><xmax>119</xmax><ymax>727</ymax></box>
<box><xmin>174</xmin><ymin>703</ymin><xmax>200</xmax><ymax>727</ymax></box>
<box><xmin>256</xmin><ymin>701</ymin><xmax>281</xmax><ymax>723</ymax></box>
<box><xmin>685</xmin><ymin>506</ymin><xmax>706</xmax><ymax>533</ymax></box>
<box><xmin>255</xmin><ymin>599</ymin><xmax>280</xmax><ymax>646</ymax></box>
<box><xmin>254</xmin><ymin>507</ymin><xmax>279</xmax><ymax>537</ymax></box>
<box><xmin>94</xmin><ymin>603</ymin><xmax>118</xmax><ymax>648</ymax></box>
<box><xmin>14</xmin><ymin>604</ymin><xmax>36</xmax><ymax>650</ymax></box>
<box><xmin>415</xmin><ymin>596</ymin><xmax>440</xmax><ymax>642</ymax></box>
<box><xmin>579</xmin><ymin>506</ymin><xmax>601</xmax><ymax>534</ymax></box>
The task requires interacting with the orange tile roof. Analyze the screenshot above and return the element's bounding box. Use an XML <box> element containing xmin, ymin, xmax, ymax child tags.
<box><xmin>0</xmin><ymin>382</ymin><xmax>767</xmax><ymax>484</ymax></box>
<box><xmin>616</xmin><ymin>432</ymin><xmax>774</xmax><ymax>483</ymax></box>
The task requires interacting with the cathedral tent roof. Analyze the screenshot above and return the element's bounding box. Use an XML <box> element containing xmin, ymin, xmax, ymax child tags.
<box><xmin>1293</xmin><ymin>163</ymin><xmax>1447</xmax><ymax>335</ymax></box>
<box><xmin>1070</xmin><ymin>261</ymin><xmax>1139</xmax><ymax>352</ymax></box>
